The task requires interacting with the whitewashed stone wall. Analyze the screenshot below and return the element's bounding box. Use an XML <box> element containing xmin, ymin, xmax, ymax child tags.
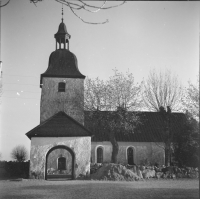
<box><xmin>40</xmin><ymin>78</ymin><xmax>84</xmax><ymax>124</ymax></box>
<box><xmin>30</xmin><ymin>137</ymin><xmax>91</xmax><ymax>179</ymax></box>
<box><xmin>91</xmin><ymin>141</ymin><xmax>165</xmax><ymax>165</ymax></box>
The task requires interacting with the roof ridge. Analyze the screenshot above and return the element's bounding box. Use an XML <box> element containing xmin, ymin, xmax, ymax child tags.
<box><xmin>84</xmin><ymin>111</ymin><xmax>185</xmax><ymax>114</ymax></box>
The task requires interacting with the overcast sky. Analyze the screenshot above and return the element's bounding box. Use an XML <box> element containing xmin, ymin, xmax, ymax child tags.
<box><xmin>0</xmin><ymin>1</ymin><xmax>199</xmax><ymax>160</ymax></box>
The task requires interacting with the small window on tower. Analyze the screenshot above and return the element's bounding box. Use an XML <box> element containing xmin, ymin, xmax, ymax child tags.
<box><xmin>58</xmin><ymin>82</ymin><xmax>65</xmax><ymax>92</ymax></box>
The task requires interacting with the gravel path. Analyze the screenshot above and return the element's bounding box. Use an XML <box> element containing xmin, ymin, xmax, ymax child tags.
<box><xmin>0</xmin><ymin>179</ymin><xmax>199</xmax><ymax>199</ymax></box>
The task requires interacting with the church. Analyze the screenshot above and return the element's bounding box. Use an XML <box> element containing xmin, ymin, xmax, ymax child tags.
<box><xmin>26</xmin><ymin>13</ymin><xmax>185</xmax><ymax>180</ymax></box>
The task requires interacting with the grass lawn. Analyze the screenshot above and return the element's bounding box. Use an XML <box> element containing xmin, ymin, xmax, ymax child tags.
<box><xmin>0</xmin><ymin>179</ymin><xmax>199</xmax><ymax>199</ymax></box>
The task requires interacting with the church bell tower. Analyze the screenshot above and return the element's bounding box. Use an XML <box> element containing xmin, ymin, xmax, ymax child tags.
<box><xmin>26</xmin><ymin>8</ymin><xmax>92</xmax><ymax>181</ymax></box>
<box><xmin>40</xmin><ymin>9</ymin><xmax>85</xmax><ymax>124</ymax></box>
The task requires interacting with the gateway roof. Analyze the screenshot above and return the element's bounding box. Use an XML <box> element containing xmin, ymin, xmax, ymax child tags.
<box><xmin>26</xmin><ymin>111</ymin><xmax>92</xmax><ymax>139</ymax></box>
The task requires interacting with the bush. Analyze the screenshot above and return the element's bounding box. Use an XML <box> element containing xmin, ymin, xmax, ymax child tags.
<box><xmin>0</xmin><ymin>161</ymin><xmax>29</xmax><ymax>179</ymax></box>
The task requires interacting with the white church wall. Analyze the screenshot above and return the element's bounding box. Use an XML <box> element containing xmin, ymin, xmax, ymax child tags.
<box><xmin>30</xmin><ymin>137</ymin><xmax>91</xmax><ymax>179</ymax></box>
<box><xmin>91</xmin><ymin>142</ymin><xmax>165</xmax><ymax>165</ymax></box>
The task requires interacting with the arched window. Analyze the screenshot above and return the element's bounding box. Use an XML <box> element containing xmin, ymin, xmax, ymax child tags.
<box><xmin>58</xmin><ymin>157</ymin><xmax>66</xmax><ymax>170</ymax></box>
<box><xmin>127</xmin><ymin>147</ymin><xmax>134</xmax><ymax>165</ymax></box>
<box><xmin>97</xmin><ymin>147</ymin><xmax>103</xmax><ymax>163</ymax></box>
<box><xmin>58</xmin><ymin>82</ymin><xmax>66</xmax><ymax>92</ymax></box>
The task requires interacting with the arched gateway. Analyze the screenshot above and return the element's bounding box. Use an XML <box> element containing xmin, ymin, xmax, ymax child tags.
<box><xmin>45</xmin><ymin>145</ymin><xmax>75</xmax><ymax>180</ymax></box>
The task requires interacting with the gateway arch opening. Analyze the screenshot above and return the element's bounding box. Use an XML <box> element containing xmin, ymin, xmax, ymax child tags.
<box><xmin>45</xmin><ymin>146</ymin><xmax>75</xmax><ymax>180</ymax></box>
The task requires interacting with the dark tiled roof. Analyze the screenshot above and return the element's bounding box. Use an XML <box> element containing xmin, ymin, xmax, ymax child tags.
<box><xmin>40</xmin><ymin>49</ymin><xmax>85</xmax><ymax>86</ymax></box>
<box><xmin>84</xmin><ymin>111</ymin><xmax>185</xmax><ymax>142</ymax></box>
<box><xmin>26</xmin><ymin>111</ymin><xmax>92</xmax><ymax>140</ymax></box>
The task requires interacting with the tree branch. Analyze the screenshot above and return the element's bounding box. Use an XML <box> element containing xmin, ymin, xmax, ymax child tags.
<box><xmin>66</xmin><ymin>1</ymin><xmax>108</xmax><ymax>24</ymax></box>
<box><xmin>0</xmin><ymin>0</ymin><xmax>10</xmax><ymax>7</ymax></box>
<box><xmin>77</xmin><ymin>0</ymin><xmax>126</xmax><ymax>10</ymax></box>
<box><xmin>30</xmin><ymin>0</ymin><xmax>126</xmax><ymax>24</ymax></box>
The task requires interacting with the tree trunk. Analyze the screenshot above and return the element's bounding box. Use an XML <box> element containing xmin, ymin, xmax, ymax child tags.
<box><xmin>164</xmin><ymin>109</ymin><xmax>171</xmax><ymax>167</ymax></box>
<box><xmin>165</xmin><ymin>141</ymin><xmax>171</xmax><ymax>167</ymax></box>
<box><xmin>109</xmin><ymin>131</ymin><xmax>119</xmax><ymax>163</ymax></box>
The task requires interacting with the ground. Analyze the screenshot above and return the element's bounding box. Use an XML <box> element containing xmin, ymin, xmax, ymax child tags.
<box><xmin>0</xmin><ymin>179</ymin><xmax>199</xmax><ymax>199</ymax></box>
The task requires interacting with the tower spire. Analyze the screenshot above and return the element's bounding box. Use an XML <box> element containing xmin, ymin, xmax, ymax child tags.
<box><xmin>54</xmin><ymin>5</ymin><xmax>71</xmax><ymax>50</ymax></box>
<box><xmin>61</xmin><ymin>4</ymin><xmax>63</xmax><ymax>23</ymax></box>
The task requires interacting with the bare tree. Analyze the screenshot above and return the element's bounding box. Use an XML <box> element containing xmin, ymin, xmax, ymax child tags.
<box><xmin>29</xmin><ymin>0</ymin><xmax>126</xmax><ymax>24</ymax></box>
<box><xmin>0</xmin><ymin>0</ymin><xmax>10</xmax><ymax>8</ymax></box>
<box><xmin>85</xmin><ymin>69</ymin><xmax>142</xmax><ymax>163</ymax></box>
<box><xmin>142</xmin><ymin>69</ymin><xmax>183</xmax><ymax>112</ymax></box>
<box><xmin>1</xmin><ymin>0</ymin><xmax>126</xmax><ymax>24</ymax></box>
<box><xmin>11</xmin><ymin>145</ymin><xmax>28</xmax><ymax>162</ymax></box>
<box><xmin>182</xmin><ymin>76</ymin><xmax>199</xmax><ymax>121</ymax></box>
<box><xmin>142</xmin><ymin>69</ymin><xmax>184</xmax><ymax>166</ymax></box>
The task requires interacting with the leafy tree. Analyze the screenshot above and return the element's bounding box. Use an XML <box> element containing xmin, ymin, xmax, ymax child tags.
<box><xmin>85</xmin><ymin>69</ymin><xmax>142</xmax><ymax>111</ymax></box>
<box><xmin>142</xmin><ymin>69</ymin><xmax>183</xmax><ymax>112</ymax></box>
<box><xmin>173</xmin><ymin>112</ymin><xmax>199</xmax><ymax>167</ymax></box>
<box><xmin>85</xmin><ymin>69</ymin><xmax>142</xmax><ymax>163</ymax></box>
<box><xmin>11</xmin><ymin>145</ymin><xmax>28</xmax><ymax>162</ymax></box>
<box><xmin>182</xmin><ymin>77</ymin><xmax>199</xmax><ymax>121</ymax></box>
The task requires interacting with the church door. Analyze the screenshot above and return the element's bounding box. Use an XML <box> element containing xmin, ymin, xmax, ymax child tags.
<box><xmin>58</xmin><ymin>157</ymin><xmax>66</xmax><ymax>170</ymax></box>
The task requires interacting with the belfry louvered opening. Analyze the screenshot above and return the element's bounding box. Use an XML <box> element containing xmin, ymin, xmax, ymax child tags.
<box><xmin>58</xmin><ymin>82</ymin><xmax>66</xmax><ymax>92</ymax></box>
